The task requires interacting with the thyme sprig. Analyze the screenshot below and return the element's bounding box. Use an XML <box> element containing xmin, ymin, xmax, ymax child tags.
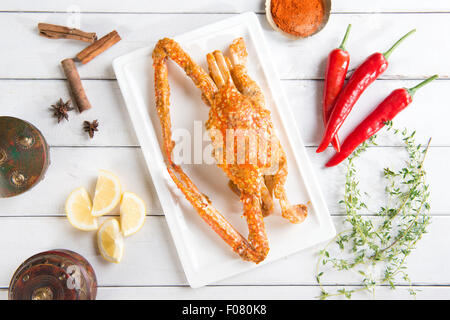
<box><xmin>316</xmin><ymin>123</ymin><xmax>431</xmax><ymax>299</ymax></box>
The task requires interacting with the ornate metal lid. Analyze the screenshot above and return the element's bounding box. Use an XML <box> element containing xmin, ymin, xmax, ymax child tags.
<box><xmin>9</xmin><ymin>249</ymin><xmax>97</xmax><ymax>300</ymax></box>
<box><xmin>0</xmin><ymin>117</ymin><xmax>50</xmax><ymax>197</ymax></box>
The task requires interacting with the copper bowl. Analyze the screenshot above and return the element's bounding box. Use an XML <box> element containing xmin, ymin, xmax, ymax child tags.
<box><xmin>9</xmin><ymin>250</ymin><xmax>97</xmax><ymax>300</ymax></box>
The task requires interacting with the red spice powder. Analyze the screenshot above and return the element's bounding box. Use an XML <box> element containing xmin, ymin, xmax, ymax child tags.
<box><xmin>271</xmin><ymin>0</ymin><xmax>325</xmax><ymax>37</ymax></box>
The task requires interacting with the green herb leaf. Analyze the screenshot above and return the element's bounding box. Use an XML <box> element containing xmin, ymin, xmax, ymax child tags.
<box><xmin>315</xmin><ymin>125</ymin><xmax>431</xmax><ymax>300</ymax></box>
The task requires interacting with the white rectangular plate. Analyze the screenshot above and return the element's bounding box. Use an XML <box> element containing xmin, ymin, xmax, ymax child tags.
<box><xmin>113</xmin><ymin>12</ymin><xmax>335</xmax><ymax>288</ymax></box>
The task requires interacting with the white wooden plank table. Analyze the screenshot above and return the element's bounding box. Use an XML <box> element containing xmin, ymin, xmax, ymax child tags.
<box><xmin>1</xmin><ymin>1</ymin><xmax>449</xmax><ymax>300</ymax></box>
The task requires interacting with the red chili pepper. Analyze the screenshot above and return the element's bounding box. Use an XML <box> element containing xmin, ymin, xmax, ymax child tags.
<box><xmin>316</xmin><ymin>29</ymin><xmax>416</xmax><ymax>153</ymax></box>
<box><xmin>322</xmin><ymin>24</ymin><xmax>352</xmax><ymax>152</ymax></box>
<box><xmin>325</xmin><ymin>75</ymin><xmax>438</xmax><ymax>167</ymax></box>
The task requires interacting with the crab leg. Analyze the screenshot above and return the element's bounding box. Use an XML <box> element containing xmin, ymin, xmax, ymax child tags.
<box><xmin>152</xmin><ymin>38</ymin><xmax>268</xmax><ymax>263</ymax></box>
<box><xmin>153</xmin><ymin>38</ymin><xmax>217</xmax><ymax>161</ymax></box>
<box><xmin>153</xmin><ymin>38</ymin><xmax>217</xmax><ymax>107</ymax></box>
<box><xmin>228</xmin><ymin>180</ymin><xmax>273</xmax><ymax>217</ymax></box>
<box><xmin>266</xmin><ymin>146</ymin><xmax>308</xmax><ymax>224</ymax></box>
<box><xmin>207</xmin><ymin>51</ymin><xmax>230</xmax><ymax>88</ymax></box>
<box><xmin>228</xmin><ymin>38</ymin><xmax>265</xmax><ymax>108</ymax></box>
<box><xmin>167</xmin><ymin>165</ymin><xmax>266</xmax><ymax>262</ymax></box>
<box><xmin>241</xmin><ymin>192</ymin><xmax>269</xmax><ymax>258</ymax></box>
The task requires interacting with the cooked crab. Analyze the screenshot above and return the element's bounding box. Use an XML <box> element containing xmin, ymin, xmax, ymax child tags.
<box><xmin>152</xmin><ymin>37</ymin><xmax>307</xmax><ymax>263</ymax></box>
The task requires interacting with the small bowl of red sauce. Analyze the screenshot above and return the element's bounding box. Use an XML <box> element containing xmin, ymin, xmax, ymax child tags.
<box><xmin>266</xmin><ymin>0</ymin><xmax>331</xmax><ymax>39</ymax></box>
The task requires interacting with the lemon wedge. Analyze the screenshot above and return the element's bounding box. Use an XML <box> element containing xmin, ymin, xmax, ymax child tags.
<box><xmin>65</xmin><ymin>187</ymin><xmax>98</xmax><ymax>231</ymax></box>
<box><xmin>97</xmin><ymin>218</ymin><xmax>124</xmax><ymax>263</ymax></box>
<box><xmin>91</xmin><ymin>170</ymin><xmax>122</xmax><ymax>217</ymax></box>
<box><xmin>120</xmin><ymin>192</ymin><xmax>146</xmax><ymax>237</ymax></box>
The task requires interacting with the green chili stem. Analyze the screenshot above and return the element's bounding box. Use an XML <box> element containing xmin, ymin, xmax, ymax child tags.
<box><xmin>383</xmin><ymin>29</ymin><xmax>416</xmax><ymax>60</ymax></box>
<box><xmin>338</xmin><ymin>24</ymin><xmax>352</xmax><ymax>51</ymax></box>
<box><xmin>407</xmin><ymin>74</ymin><xmax>439</xmax><ymax>96</ymax></box>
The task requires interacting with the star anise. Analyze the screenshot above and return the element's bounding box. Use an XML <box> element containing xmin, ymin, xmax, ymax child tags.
<box><xmin>83</xmin><ymin>120</ymin><xmax>99</xmax><ymax>138</ymax></box>
<box><xmin>50</xmin><ymin>98</ymin><xmax>74</xmax><ymax>123</ymax></box>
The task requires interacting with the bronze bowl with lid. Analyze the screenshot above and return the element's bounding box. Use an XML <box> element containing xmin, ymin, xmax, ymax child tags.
<box><xmin>0</xmin><ymin>116</ymin><xmax>50</xmax><ymax>197</ymax></box>
<box><xmin>9</xmin><ymin>249</ymin><xmax>97</xmax><ymax>300</ymax></box>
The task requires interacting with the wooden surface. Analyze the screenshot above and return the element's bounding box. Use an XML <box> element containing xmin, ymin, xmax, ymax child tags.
<box><xmin>0</xmin><ymin>1</ymin><xmax>449</xmax><ymax>300</ymax></box>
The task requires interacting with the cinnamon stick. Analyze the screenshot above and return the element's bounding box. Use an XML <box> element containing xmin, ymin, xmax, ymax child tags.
<box><xmin>75</xmin><ymin>30</ymin><xmax>121</xmax><ymax>64</ymax></box>
<box><xmin>61</xmin><ymin>58</ymin><xmax>92</xmax><ymax>113</ymax></box>
<box><xmin>38</xmin><ymin>23</ymin><xmax>97</xmax><ymax>43</ymax></box>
